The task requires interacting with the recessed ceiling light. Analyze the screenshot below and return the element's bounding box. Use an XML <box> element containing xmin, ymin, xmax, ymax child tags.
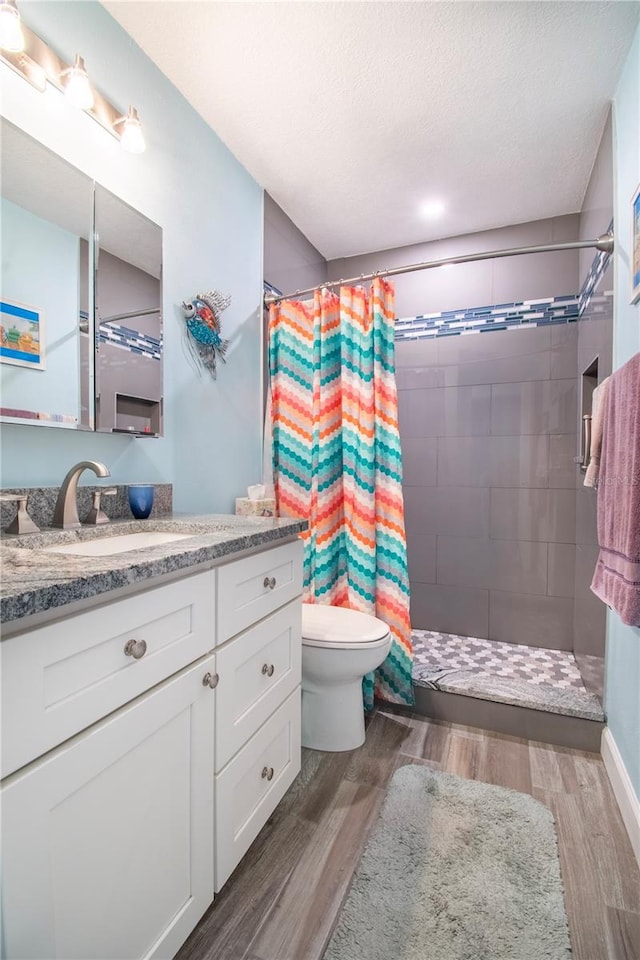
<box><xmin>421</xmin><ymin>200</ymin><xmax>445</xmax><ymax>219</ymax></box>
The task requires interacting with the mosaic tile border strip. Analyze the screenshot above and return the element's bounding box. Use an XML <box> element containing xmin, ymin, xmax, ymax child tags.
<box><xmin>578</xmin><ymin>218</ymin><xmax>614</xmax><ymax>316</ymax></box>
<box><xmin>265</xmin><ymin>222</ymin><xmax>614</xmax><ymax>343</ymax></box>
<box><xmin>79</xmin><ymin>311</ymin><xmax>162</xmax><ymax>360</ymax></box>
<box><xmin>393</xmin><ymin>223</ymin><xmax>613</xmax><ymax>341</ymax></box>
<box><xmin>264</xmin><ymin>283</ymin><xmax>582</xmax><ymax>336</ymax></box>
<box><xmin>264</xmin><ymin>280</ymin><xmax>283</xmax><ymax>299</ymax></box>
<box><xmin>99</xmin><ymin>322</ymin><xmax>162</xmax><ymax>361</ymax></box>
<box><xmin>395</xmin><ymin>295</ymin><xmax>580</xmax><ymax>341</ymax></box>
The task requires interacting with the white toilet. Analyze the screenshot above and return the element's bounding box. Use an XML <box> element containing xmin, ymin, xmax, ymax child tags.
<box><xmin>301</xmin><ymin>604</ymin><xmax>392</xmax><ymax>752</ymax></box>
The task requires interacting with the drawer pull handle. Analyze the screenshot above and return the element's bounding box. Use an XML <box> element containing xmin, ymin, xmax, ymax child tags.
<box><xmin>261</xmin><ymin>663</ymin><xmax>275</xmax><ymax>677</ymax></box>
<box><xmin>261</xmin><ymin>766</ymin><xmax>274</xmax><ymax>781</ymax></box>
<box><xmin>263</xmin><ymin>576</ymin><xmax>276</xmax><ymax>590</ymax></box>
<box><xmin>202</xmin><ymin>672</ymin><xmax>219</xmax><ymax>689</ymax></box>
<box><xmin>124</xmin><ymin>638</ymin><xmax>147</xmax><ymax>660</ymax></box>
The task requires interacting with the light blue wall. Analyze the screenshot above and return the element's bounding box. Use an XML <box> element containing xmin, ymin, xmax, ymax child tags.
<box><xmin>1</xmin><ymin>198</ymin><xmax>81</xmax><ymax>419</ymax></box>
<box><xmin>0</xmin><ymin>1</ymin><xmax>263</xmax><ymax>512</ymax></box>
<box><xmin>605</xmin><ymin>23</ymin><xmax>640</xmax><ymax>795</ymax></box>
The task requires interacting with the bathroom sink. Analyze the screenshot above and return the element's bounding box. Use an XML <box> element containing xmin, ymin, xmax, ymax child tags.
<box><xmin>40</xmin><ymin>531</ymin><xmax>193</xmax><ymax>557</ymax></box>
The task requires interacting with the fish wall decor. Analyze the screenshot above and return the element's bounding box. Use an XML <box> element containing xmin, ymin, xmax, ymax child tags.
<box><xmin>181</xmin><ymin>289</ymin><xmax>231</xmax><ymax>378</ymax></box>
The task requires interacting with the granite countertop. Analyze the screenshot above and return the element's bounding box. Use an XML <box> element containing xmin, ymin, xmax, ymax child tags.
<box><xmin>1</xmin><ymin>514</ymin><xmax>307</xmax><ymax>627</ymax></box>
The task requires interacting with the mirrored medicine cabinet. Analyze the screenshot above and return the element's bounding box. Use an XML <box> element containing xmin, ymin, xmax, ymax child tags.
<box><xmin>0</xmin><ymin>119</ymin><xmax>163</xmax><ymax>437</ymax></box>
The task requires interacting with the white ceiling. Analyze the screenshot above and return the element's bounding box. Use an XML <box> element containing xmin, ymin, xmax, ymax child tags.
<box><xmin>103</xmin><ymin>0</ymin><xmax>639</xmax><ymax>260</ymax></box>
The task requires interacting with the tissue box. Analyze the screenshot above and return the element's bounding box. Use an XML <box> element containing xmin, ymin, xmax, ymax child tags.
<box><xmin>235</xmin><ymin>497</ymin><xmax>277</xmax><ymax>518</ymax></box>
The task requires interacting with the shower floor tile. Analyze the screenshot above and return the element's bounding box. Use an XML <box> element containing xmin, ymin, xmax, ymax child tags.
<box><xmin>412</xmin><ymin>630</ymin><xmax>605</xmax><ymax>721</ymax></box>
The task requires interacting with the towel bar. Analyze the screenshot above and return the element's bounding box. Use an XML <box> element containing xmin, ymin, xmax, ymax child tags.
<box><xmin>580</xmin><ymin>414</ymin><xmax>592</xmax><ymax>471</ymax></box>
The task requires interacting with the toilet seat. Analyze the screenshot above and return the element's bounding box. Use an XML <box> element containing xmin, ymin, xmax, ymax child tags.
<box><xmin>302</xmin><ymin>604</ymin><xmax>391</xmax><ymax>650</ymax></box>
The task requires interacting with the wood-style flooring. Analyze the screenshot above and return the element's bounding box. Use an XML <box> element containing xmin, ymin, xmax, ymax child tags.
<box><xmin>177</xmin><ymin>708</ymin><xmax>640</xmax><ymax>960</ymax></box>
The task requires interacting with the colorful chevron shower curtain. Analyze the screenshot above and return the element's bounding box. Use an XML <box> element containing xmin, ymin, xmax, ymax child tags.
<box><xmin>268</xmin><ymin>278</ymin><xmax>413</xmax><ymax>708</ymax></box>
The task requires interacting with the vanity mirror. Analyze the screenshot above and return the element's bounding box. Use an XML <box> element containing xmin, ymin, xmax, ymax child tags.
<box><xmin>0</xmin><ymin>118</ymin><xmax>93</xmax><ymax>429</ymax></box>
<box><xmin>0</xmin><ymin>119</ymin><xmax>163</xmax><ymax>436</ymax></box>
<box><xmin>95</xmin><ymin>186</ymin><xmax>163</xmax><ymax>436</ymax></box>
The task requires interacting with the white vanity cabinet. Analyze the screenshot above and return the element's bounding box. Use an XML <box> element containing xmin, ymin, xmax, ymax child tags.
<box><xmin>0</xmin><ymin>538</ymin><xmax>303</xmax><ymax>960</ymax></box>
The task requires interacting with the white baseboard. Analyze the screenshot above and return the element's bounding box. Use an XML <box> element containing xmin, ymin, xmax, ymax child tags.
<box><xmin>601</xmin><ymin>727</ymin><xmax>640</xmax><ymax>866</ymax></box>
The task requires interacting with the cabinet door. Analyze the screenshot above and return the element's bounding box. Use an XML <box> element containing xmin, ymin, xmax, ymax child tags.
<box><xmin>1</xmin><ymin>654</ymin><xmax>216</xmax><ymax>960</ymax></box>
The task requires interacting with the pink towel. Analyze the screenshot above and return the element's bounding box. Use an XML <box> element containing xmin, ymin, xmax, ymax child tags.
<box><xmin>584</xmin><ymin>376</ymin><xmax>611</xmax><ymax>488</ymax></box>
<box><xmin>591</xmin><ymin>352</ymin><xmax>640</xmax><ymax>626</ymax></box>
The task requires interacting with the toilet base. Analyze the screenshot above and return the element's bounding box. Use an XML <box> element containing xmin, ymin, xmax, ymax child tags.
<box><xmin>301</xmin><ymin>679</ymin><xmax>366</xmax><ymax>752</ymax></box>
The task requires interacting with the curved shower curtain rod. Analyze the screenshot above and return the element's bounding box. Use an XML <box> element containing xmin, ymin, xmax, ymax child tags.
<box><xmin>263</xmin><ymin>233</ymin><xmax>615</xmax><ymax>306</ymax></box>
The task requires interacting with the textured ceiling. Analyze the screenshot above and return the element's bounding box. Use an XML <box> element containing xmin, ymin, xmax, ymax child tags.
<box><xmin>103</xmin><ymin>1</ymin><xmax>639</xmax><ymax>259</ymax></box>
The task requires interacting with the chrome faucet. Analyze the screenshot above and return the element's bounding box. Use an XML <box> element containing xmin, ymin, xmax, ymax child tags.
<box><xmin>52</xmin><ymin>461</ymin><xmax>111</xmax><ymax>529</ymax></box>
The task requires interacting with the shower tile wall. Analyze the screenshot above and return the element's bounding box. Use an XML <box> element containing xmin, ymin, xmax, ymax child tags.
<box><xmin>573</xmin><ymin>284</ymin><xmax>612</xmax><ymax>665</ymax></box>
<box><xmin>397</xmin><ymin>324</ymin><xmax>579</xmax><ymax>650</ymax></box>
<box><xmin>328</xmin><ymin>215</ymin><xmax>580</xmax><ymax>320</ymax></box>
<box><xmin>266</xmin><ymin>184</ymin><xmax>613</xmax><ymax>665</ymax></box>
<box><xmin>573</xmin><ymin>110</ymin><xmax>613</xmax><ymax>683</ymax></box>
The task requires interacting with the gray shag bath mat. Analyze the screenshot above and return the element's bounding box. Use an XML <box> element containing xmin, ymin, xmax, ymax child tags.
<box><xmin>324</xmin><ymin>765</ymin><xmax>571</xmax><ymax>960</ymax></box>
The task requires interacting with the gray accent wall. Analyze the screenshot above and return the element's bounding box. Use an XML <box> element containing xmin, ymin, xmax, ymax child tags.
<box><xmin>397</xmin><ymin>326</ymin><xmax>579</xmax><ymax>648</ymax></box>
<box><xmin>574</xmin><ymin>111</ymin><xmax>614</xmax><ymax>669</ymax></box>
<box><xmin>573</xmin><ymin>283</ymin><xmax>612</xmax><ymax>664</ymax></box>
<box><xmin>578</xmin><ymin>111</ymin><xmax>613</xmax><ymax>288</ymax></box>
<box><xmin>264</xmin><ymin>192</ymin><xmax>328</xmax><ymax>294</ymax></box>
<box><xmin>328</xmin><ymin>215</ymin><xmax>580</xmax><ymax>319</ymax></box>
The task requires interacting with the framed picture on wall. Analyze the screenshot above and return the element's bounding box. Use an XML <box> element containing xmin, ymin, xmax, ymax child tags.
<box><xmin>633</xmin><ymin>184</ymin><xmax>640</xmax><ymax>305</ymax></box>
<box><xmin>0</xmin><ymin>300</ymin><xmax>46</xmax><ymax>370</ymax></box>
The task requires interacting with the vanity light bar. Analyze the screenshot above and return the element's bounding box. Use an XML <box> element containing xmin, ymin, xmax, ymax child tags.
<box><xmin>0</xmin><ymin>0</ymin><xmax>23</xmax><ymax>53</ymax></box>
<box><xmin>0</xmin><ymin>17</ymin><xmax>146</xmax><ymax>153</ymax></box>
<box><xmin>60</xmin><ymin>54</ymin><xmax>94</xmax><ymax>111</ymax></box>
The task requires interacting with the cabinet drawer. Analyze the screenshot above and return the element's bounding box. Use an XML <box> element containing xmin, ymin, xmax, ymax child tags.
<box><xmin>215</xmin><ymin>599</ymin><xmax>301</xmax><ymax>771</ymax></box>
<box><xmin>214</xmin><ymin>687</ymin><xmax>301</xmax><ymax>892</ymax></box>
<box><xmin>1</xmin><ymin>572</ymin><xmax>216</xmax><ymax>778</ymax></box>
<box><xmin>216</xmin><ymin>540</ymin><xmax>303</xmax><ymax>644</ymax></box>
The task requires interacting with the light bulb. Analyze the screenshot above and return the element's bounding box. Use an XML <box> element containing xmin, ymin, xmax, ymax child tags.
<box><xmin>62</xmin><ymin>54</ymin><xmax>93</xmax><ymax>110</ymax></box>
<box><xmin>116</xmin><ymin>106</ymin><xmax>146</xmax><ymax>154</ymax></box>
<box><xmin>420</xmin><ymin>200</ymin><xmax>445</xmax><ymax>220</ymax></box>
<box><xmin>0</xmin><ymin>0</ymin><xmax>24</xmax><ymax>53</ymax></box>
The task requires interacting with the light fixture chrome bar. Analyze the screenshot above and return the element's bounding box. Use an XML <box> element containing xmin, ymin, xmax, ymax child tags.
<box><xmin>264</xmin><ymin>233</ymin><xmax>615</xmax><ymax>305</ymax></box>
<box><xmin>1</xmin><ymin>21</ymin><xmax>128</xmax><ymax>141</ymax></box>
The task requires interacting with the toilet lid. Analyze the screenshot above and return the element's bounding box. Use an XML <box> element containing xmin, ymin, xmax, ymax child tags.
<box><xmin>301</xmin><ymin>604</ymin><xmax>390</xmax><ymax>645</ymax></box>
